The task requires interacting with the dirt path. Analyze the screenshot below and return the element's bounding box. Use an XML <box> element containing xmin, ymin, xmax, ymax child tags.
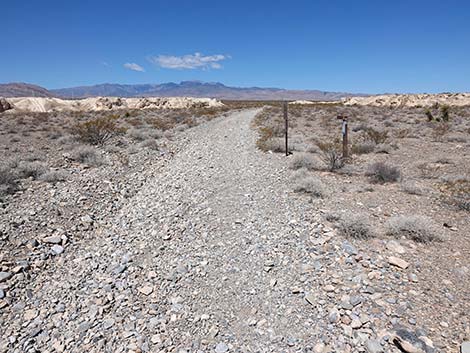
<box><xmin>2</xmin><ymin>109</ymin><xmax>465</xmax><ymax>352</ymax></box>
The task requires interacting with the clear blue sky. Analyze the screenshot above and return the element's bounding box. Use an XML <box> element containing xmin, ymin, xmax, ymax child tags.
<box><xmin>2</xmin><ymin>0</ymin><xmax>470</xmax><ymax>93</ymax></box>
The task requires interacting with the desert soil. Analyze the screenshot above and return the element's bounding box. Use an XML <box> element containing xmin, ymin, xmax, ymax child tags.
<box><xmin>0</xmin><ymin>109</ymin><xmax>468</xmax><ymax>352</ymax></box>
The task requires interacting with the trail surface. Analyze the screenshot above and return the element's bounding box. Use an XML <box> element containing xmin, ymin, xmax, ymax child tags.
<box><xmin>2</xmin><ymin>110</ymin><xmax>450</xmax><ymax>353</ymax></box>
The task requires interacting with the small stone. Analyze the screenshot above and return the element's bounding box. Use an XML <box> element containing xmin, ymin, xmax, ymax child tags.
<box><xmin>0</xmin><ymin>289</ymin><xmax>4</xmax><ymax>299</ymax></box>
<box><xmin>439</xmin><ymin>321</ymin><xmax>449</xmax><ymax>328</ymax></box>
<box><xmin>42</xmin><ymin>236</ymin><xmax>62</xmax><ymax>244</ymax></box>
<box><xmin>328</xmin><ymin>308</ymin><xmax>340</xmax><ymax>323</ymax></box>
<box><xmin>215</xmin><ymin>342</ymin><xmax>229</xmax><ymax>353</ymax></box>
<box><xmin>51</xmin><ymin>245</ymin><xmax>64</xmax><ymax>255</ymax></box>
<box><xmin>103</xmin><ymin>318</ymin><xmax>115</xmax><ymax>329</ymax></box>
<box><xmin>460</xmin><ymin>341</ymin><xmax>470</xmax><ymax>353</ymax></box>
<box><xmin>305</xmin><ymin>292</ymin><xmax>316</xmax><ymax>306</ymax></box>
<box><xmin>313</xmin><ymin>342</ymin><xmax>325</xmax><ymax>353</ymax></box>
<box><xmin>351</xmin><ymin>318</ymin><xmax>362</xmax><ymax>329</ymax></box>
<box><xmin>151</xmin><ymin>334</ymin><xmax>162</xmax><ymax>344</ymax></box>
<box><xmin>350</xmin><ymin>296</ymin><xmax>363</xmax><ymax>307</ymax></box>
<box><xmin>365</xmin><ymin>339</ymin><xmax>383</xmax><ymax>353</ymax></box>
<box><xmin>386</xmin><ymin>240</ymin><xmax>406</xmax><ymax>254</ymax></box>
<box><xmin>0</xmin><ymin>272</ymin><xmax>12</xmax><ymax>282</ymax></box>
<box><xmin>24</xmin><ymin>309</ymin><xmax>38</xmax><ymax>321</ymax></box>
<box><xmin>324</xmin><ymin>285</ymin><xmax>335</xmax><ymax>292</ymax></box>
<box><xmin>388</xmin><ymin>256</ymin><xmax>409</xmax><ymax>269</ymax></box>
<box><xmin>138</xmin><ymin>286</ymin><xmax>153</xmax><ymax>296</ymax></box>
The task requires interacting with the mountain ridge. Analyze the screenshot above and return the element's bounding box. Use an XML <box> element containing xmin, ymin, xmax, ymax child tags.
<box><xmin>1</xmin><ymin>81</ymin><xmax>365</xmax><ymax>100</ymax></box>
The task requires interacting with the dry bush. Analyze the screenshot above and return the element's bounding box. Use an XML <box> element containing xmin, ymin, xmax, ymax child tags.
<box><xmin>127</xmin><ymin>128</ymin><xmax>148</xmax><ymax>141</ymax></box>
<box><xmin>0</xmin><ymin>166</ymin><xmax>18</xmax><ymax>196</ymax></box>
<box><xmin>400</xmin><ymin>181</ymin><xmax>424</xmax><ymax>195</ymax></box>
<box><xmin>148</xmin><ymin>117</ymin><xmax>176</xmax><ymax>131</ymax></box>
<box><xmin>366</xmin><ymin>162</ymin><xmax>401</xmax><ymax>183</ymax></box>
<box><xmin>351</xmin><ymin>142</ymin><xmax>375</xmax><ymax>155</ymax></box>
<box><xmin>386</xmin><ymin>215</ymin><xmax>439</xmax><ymax>243</ymax></box>
<box><xmin>17</xmin><ymin>161</ymin><xmax>48</xmax><ymax>180</ymax></box>
<box><xmin>364</xmin><ymin>127</ymin><xmax>388</xmax><ymax>144</ymax></box>
<box><xmin>72</xmin><ymin>115</ymin><xmax>125</xmax><ymax>145</ymax></box>
<box><xmin>292</xmin><ymin>175</ymin><xmax>326</xmax><ymax>197</ymax></box>
<box><xmin>431</xmin><ymin>122</ymin><xmax>450</xmax><ymax>140</ymax></box>
<box><xmin>71</xmin><ymin>146</ymin><xmax>105</xmax><ymax>166</ymax></box>
<box><xmin>183</xmin><ymin>117</ymin><xmax>198</xmax><ymax>128</ymax></box>
<box><xmin>374</xmin><ymin>143</ymin><xmax>393</xmax><ymax>154</ymax></box>
<box><xmin>439</xmin><ymin>176</ymin><xmax>470</xmax><ymax>212</ymax></box>
<box><xmin>317</xmin><ymin>141</ymin><xmax>343</xmax><ymax>171</ymax></box>
<box><xmin>39</xmin><ymin>170</ymin><xmax>68</xmax><ymax>183</ymax></box>
<box><xmin>416</xmin><ymin>163</ymin><xmax>440</xmax><ymax>179</ymax></box>
<box><xmin>334</xmin><ymin>213</ymin><xmax>375</xmax><ymax>239</ymax></box>
<box><xmin>289</xmin><ymin>153</ymin><xmax>320</xmax><ymax>170</ymax></box>
<box><xmin>140</xmin><ymin>139</ymin><xmax>159</xmax><ymax>150</ymax></box>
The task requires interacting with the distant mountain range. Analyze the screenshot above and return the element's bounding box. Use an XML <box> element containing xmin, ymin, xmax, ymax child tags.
<box><xmin>0</xmin><ymin>83</ymin><xmax>54</xmax><ymax>98</ymax></box>
<box><xmin>0</xmin><ymin>81</ymin><xmax>364</xmax><ymax>100</ymax></box>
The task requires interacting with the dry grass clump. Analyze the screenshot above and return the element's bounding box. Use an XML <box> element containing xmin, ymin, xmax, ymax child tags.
<box><xmin>366</xmin><ymin>162</ymin><xmax>401</xmax><ymax>183</ymax></box>
<box><xmin>17</xmin><ymin>161</ymin><xmax>48</xmax><ymax>180</ymax></box>
<box><xmin>333</xmin><ymin>213</ymin><xmax>375</xmax><ymax>239</ymax></box>
<box><xmin>39</xmin><ymin>170</ymin><xmax>68</xmax><ymax>183</ymax></box>
<box><xmin>0</xmin><ymin>166</ymin><xmax>18</xmax><ymax>196</ymax></box>
<box><xmin>289</xmin><ymin>153</ymin><xmax>320</xmax><ymax>170</ymax></box>
<box><xmin>351</xmin><ymin>142</ymin><xmax>375</xmax><ymax>155</ymax></box>
<box><xmin>292</xmin><ymin>172</ymin><xmax>326</xmax><ymax>197</ymax></box>
<box><xmin>72</xmin><ymin>115</ymin><xmax>126</xmax><ymax>145</ymax></box>
<box><xmin>71</xmin><ymin>146</ymin><xmax>105</xmax><ymax>166</ymax></box>
<box><xmin>400</xmin><ymin>181</ymin><xmax>424</xmax><ymax>195</ymax></box>
<box><xmin>140</xmin><ymin>139</ymin><xmax>159</xmax><ymax>150</ymax></box>
<box><xmin>364</xmin><ymin>127</ymin><xmax>388</xmax><ymax>144</ymax></box>
<box><xmin>439</xmin><ymin>176</ymin><xmax>470</xmax><ymax>212</ymax></box>
<box><xmin>386</xmin><ymin>215</ymin><xmax>440</xmax><ymax>243</ymax></box>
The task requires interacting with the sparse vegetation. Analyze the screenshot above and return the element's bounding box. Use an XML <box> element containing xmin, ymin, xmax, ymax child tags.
<box><xmin>334</xmin><ymin>213</ymin><xmax>375</xmax><ymax>239</ymax></box>
<box><xmin>386</xmin><ymin>215</ymin><xmax>440</xmax><ymax>243</ymax></box>
<box><xmin>72</xmin><ymin>115</ymin><xmax>126</xmax><ymax>145</ymax></box>
<box><xmin>289</xmin><ymin>153</ymin><xmax>320</xmax><ymax>170</ymax></box>
<box><xmin>366</xmin><ymin>162</ymin><xmax>401</xmax><ymax>183</ymax></box>
<box><xmin>292</xmin><ymin>174</ymin><xmax>326</xmax><ymax>197</ymax></box>
<box><xmin>71</xmin><ymin>145</ymin><xmax>105</xmax><ymax>166</ymax></box>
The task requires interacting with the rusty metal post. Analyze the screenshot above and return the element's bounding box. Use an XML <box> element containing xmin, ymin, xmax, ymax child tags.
<box><xmin>283</xmin><ymin>101</ymin><xmax>288</xmax><ymax>156</ymax></box>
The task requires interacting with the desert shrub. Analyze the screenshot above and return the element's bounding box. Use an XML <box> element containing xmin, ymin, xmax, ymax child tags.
<box><xmin>334</xmin><ymin>213</ymin><xmax>375</xmax><ymax>239</ymax></box>
<box><xmin>39</xmin><ymin>170</ymin><xmax>68</xmax><ymax>183</ymax></box>
<box><xmin>352</xmin><ymin>123</ymin><xmax>369</xmax><ymax>132</ymax></box>
<box><xmin>57</xmin><ymin>135</ymin><xmax>77</xmax><ymax>145</ymax></box>
<box><xmin>0</xmin><ymin>166</ymin><xmax>18</xmax><ymax>195</ymax></box>
<box><xmin>140</xmin><ymin>139</ymin><xmax>159</xmax><ymax>150</ymax></box>
<box><xmin>71</xmin><ymin>146</ymin><xmax>105</xmax><ymax>166</ymax></box>
<box><xmin>148</xmin><ymin>117</ymin><xmax>176</xmax><ymax>131</ymax></box>
<box><xmin>17</xmin><ymin>161</ymin><xmax>48</xmax><ymax>180</ymax></box>
<box><xmin>183</xmin><ymin>117</ymin><xmax>198</xmax><ymax>127</ymax></box>
<box><xmin>364</xmin><ymin>127</ymin><xmax>388</xmax><ymax>144</ymax></box>
<box><xmin>127</xmin><ymin>128</ymin><xmax>148</xmax><ymax>141</ymax></box>
<box><xmin>400</xmin><ymin>181</ymin><xmax>424</xmax><ymax>195</ymax></box>
<box><xmin>440</xmin><ymin>105</ymin><xmax>450</xmax><ymax>122</ymax></box>
<box><xmin>374</xmin><ymin>143</ymin><xmax>393</xmax><ymax>154</ymax></box>
<box><xmin>425</xmin><ymin>109</ymin><xmax>434</xmax><ymax>122</ymax></box>
<box><xmin>386</xmin><ymin>215</ymin><xmax>439</xmax><ymax>243</ymax></box>
<box><xmin>439</xmin><ymin>176</ymin><xmax>470</xmax><ymax>212</ymax></box>
<box><xmin>431</xmin><ymin>122</ymin><xmax>450</xmax><ymax>140</ymax></box>
<box><xmin>317</xmin><ymin>141</ymin><xmax>343</xmax><ymax>171</ymax></box>
<box><xmin>416</xmin><ymin>163</ymin><xmax>440</xmax><ymax>179</ymax></box>
<box><xmin>366</xmin><ymin>162</ymin><xmax>401</xmax><ymax>183</ymax></box>
<box><xmin>352</xmin><ymin>142</ymin><xmax>375</xmax><ymax>155</ymax></box>
<box><xmin>289</xmin><ymin>153</ymin><xmax>320</xmax><ymax>170</ymax></box>
<box><xmin>446</xmin><ymin>134</ymin><xmax>468</xmax><ymax>143</ymax></box>
<box><xmin>72</xmin><ymin>115</ymin><xmax>125</xmax><ymax>145</ymax></box>
<box><xmin>292</xmin><ymin>175</ymin><xmax>326</xmax><ymax>197</ymax></box>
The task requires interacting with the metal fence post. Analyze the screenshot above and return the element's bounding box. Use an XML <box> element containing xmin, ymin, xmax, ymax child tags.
<box><xmin>284</xmin><ymin>101</ymin><xmax>288</xmax><ymax>156</ymax></box>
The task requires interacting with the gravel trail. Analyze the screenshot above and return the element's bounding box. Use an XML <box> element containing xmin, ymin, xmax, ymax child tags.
<box><xmin>2</xmin><ymin>109</ymin><xmax>456</xmax><ymax>352</ymax></box>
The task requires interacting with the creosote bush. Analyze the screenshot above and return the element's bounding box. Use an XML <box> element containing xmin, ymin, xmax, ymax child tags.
<box><xmin>366</xmin><ymin>162</ymin><xmax>401</xmax><ymax>183</ymax></box>
<box><xmin>0</xmin><ymin>166</ymin><xmax>18</xmax><ymax>196</ymax></box>
<box><xmin>386</xmin><ymin>215</ymin><xmax>440</xmax><ymax>243</ymax></box>
<box><xmin>364</xmin><ymin>127</ymin><xmax>388</xmax><ymax>144</ymax></box>
<box><xmin>39</xmin><ymin>170</ymin><xmax>68</xmax><ymax>183</ymax></box>
<box><xmin>72</xmin><ymin>115</ymin><xmax>125</xmax><ymax>145</ymax></box>
<box><xmin>317</xmin><ymin>141</ymin><xmax>343</xmax><ymax>171</ymax></box>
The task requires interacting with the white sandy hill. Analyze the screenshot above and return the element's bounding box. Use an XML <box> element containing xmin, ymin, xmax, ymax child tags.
<box><xmin>3</xmin><ymin>96</ymin><xmax>224</xmax><ymax>113</ymax></box>
<box><xmin>343</xmin><ymin>93</ymin><xmax>470</xmax><ymax>107</ymax></box>
<box><xmin>289</xmin><ymin>100</ymin><xmax>341</xmax><ymax>105</ymax></box>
